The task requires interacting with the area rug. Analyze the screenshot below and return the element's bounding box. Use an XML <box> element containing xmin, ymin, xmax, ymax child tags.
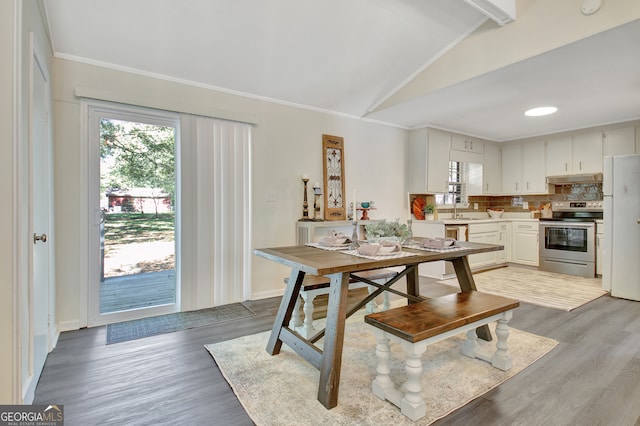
<box><xmin>205</xmin><ymin>313</ymin><xmax>557</xmax><ymax>425</ymax></box>
<box><xmin>438</xmin><ymin>267</ymin><xmax>607</xmax><ymax>311</ymax></box>
<box><xmin>107</xmin><ymin>302</ymin><xmax>255</xmax><ymax>344</ymax></box>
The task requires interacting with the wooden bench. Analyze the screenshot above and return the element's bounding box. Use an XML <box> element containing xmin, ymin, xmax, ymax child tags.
<box><xmin>285</xmin><ymin>269</ymin><xmax>398</xmax><ymax>338</ymax></box>
<box><xmin>364</xmin><ymin>291</ymin><xmax>520</xmax><ymax>421</ymax></box>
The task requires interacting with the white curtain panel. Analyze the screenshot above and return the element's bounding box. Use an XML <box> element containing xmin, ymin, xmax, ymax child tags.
<box><xmin>180</xmin><ymin>114</ymin><xmax>252</xmax><ymax>309</ymax></box>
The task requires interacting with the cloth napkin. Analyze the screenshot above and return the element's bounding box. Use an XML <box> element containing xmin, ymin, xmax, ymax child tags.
<box><xmin>379</xmin><ymin>240</ymin><xmax>402</xmax><ymax>253</ymax></box>
<box><xmin>319</xmin><ymin>233</ymin><xmax>351</xmax><ymax>247</ymax></box>
<box><xmin>356</xmin><ymin>244</ymin><xmax>380</xmax><ymax>256</ymax></box>
<box><xmin>419</xmin><ymin>237</ymin><xmax>457</xmax><ymax>249</ymax></box>
<box><xmin>356</xmin><ymin>241</ymin><xmax>402</xmax><ymax>256</ymax></box>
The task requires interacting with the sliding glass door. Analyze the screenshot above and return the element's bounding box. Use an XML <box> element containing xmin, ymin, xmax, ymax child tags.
<box><xmin>87</xmin><ymin>103</ymin><xmax>180</xmax><ymax>326</ymax></box>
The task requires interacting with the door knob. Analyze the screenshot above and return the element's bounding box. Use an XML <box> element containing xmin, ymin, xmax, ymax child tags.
<box><xmin>33</xmin><ymin>233</ymin><xmax>47</xmax><ymax>244</ymax></box>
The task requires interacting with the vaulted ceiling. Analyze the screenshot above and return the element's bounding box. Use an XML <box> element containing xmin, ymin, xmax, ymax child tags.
<box><xmin>44</xmin><ymin>0</ymin><xmax>640</xmax><ymax>141</ymax></box>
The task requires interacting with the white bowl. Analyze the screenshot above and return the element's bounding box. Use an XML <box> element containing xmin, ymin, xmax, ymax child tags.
<box><xmin>487</xmin><ymin>209</ymin><xmax>504</xmax><ymax>218</ymax></box>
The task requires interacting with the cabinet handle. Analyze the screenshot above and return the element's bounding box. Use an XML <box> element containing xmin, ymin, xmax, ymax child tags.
<box><xmin>515</xmin><ymin>182</ymin><xmax>518</xmax><ymax>191</ymax></box>
<box><xmin>579</xmin><ymin>160</ymin><xmax>582</xmax><ymax>170</ymax></box>
<box><xmin>470</xmin><ymin>141</ymin><xmax>473</xmax><ymax>150</ymax></box>
<box><xmin>486</xmin><ymin>183</ymin><xmax>489</xmax><ymax>191</ymax></box>
<box><xmin>565</xmin><ymin>162</ymin><xmax>568</xmax><ymax>172</ymax></box>
<box><xmin>527</xmin><ymin>182</ymin><xmax>530</xmax><ymax>190</ymax></box>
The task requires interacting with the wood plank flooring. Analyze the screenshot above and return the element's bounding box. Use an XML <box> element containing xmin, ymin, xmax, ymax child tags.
<box><xmin>35</xmin><ymin>280</ymin><xmax>640</xmax><ymax>425</ymax></box>
<box><xmin>100</xmin><ymin>270</ymin><xmax>175</xmax><ymax>313</ymax></box>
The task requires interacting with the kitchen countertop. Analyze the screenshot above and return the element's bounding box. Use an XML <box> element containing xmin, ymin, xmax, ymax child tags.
<box><xmin>421</xmin><ymin>216</ymin><xmax>538</xmax><ymax>225</ymax></box>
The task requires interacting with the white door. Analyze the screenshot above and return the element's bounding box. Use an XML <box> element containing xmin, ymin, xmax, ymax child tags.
<box><xmin>27</xmin><ymin>36</ymin><xmax>53</xmax><ymax>400</ymax></box>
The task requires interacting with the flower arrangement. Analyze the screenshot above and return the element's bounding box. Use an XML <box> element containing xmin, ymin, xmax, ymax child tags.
<box><xmin>365</xmin><ymin>219</ymin><xmax>411</xmax><ymax>242</ymax></box>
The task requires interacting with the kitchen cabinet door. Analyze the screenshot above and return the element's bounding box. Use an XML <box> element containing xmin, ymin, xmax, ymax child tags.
<box><xmin>408</xmin><ymin>128</ymin><xmax>449</xmax><ymax>194</ymax></box>
<box><xmin>468</xmin><ymin>231</ymin><xmax>497</xmax><ymax>268</ymax></box>
<box><xmin>522</xmin><ymin>141</ymin><xmax>548</xmax><ymax>193</ymax></box>
<box><xmin>483</xmin><ymin>143</ymin><xmax>501</xmax><ymax>194</ymax></box>
<box><xmin>451</xmin><ymin>134</ymin><xmax>483</xmax><ymax>154</ymax></box>
<box><xmin>501</xmin><ymin>143</ymin><xmax>522</xmax><ymax>194</ymax></box>
<box><xmin>546</xmin><ymin>136</ymin><xmax>572</xmax><ymax>176</ymax></box>
<box><xmin>572</xmin><ymin>131</ymin><xmax>602</xmax><ymax>174</ymax></box>
<box><xmin>427</xmin><ymin>129</ymin><xmax>450</xmax><ymax>193</ymax></box>
<box><xmin>603</xmin><ymin>127</ymin><xmax>635</xmax><ymax>157</ymax></box>
<box><xmin>511</xmin><ymin>222</ymin><xmax>539</xmax><ymax>266</ymax></box>
<box><xmin>496</xmin><ymin>222</ymin><xmax>510</xmax><ymax>264</ymax></box>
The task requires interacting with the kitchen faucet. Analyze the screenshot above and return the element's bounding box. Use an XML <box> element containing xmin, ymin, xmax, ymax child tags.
<box><xmin>452</xmin><ymin>196</ymin><xmax>457</xmax><ymax>219</ymax></box>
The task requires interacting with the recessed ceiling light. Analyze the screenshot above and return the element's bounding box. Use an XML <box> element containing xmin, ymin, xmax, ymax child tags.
<box><xmin>525</xmin><ymin>106</ymin><xmax>558</xmax><ymax>117</ymax></box>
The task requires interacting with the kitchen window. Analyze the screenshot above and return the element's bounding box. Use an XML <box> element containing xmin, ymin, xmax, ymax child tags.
<box><xmin>436</xmin><ymin>161</ymin><xmax>469</xmax><ymax>207</ymax></box>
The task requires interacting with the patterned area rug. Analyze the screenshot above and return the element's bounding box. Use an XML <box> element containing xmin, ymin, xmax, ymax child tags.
<box><xmin>106</xmin><ymin>303</ymin><xmax>255</xmax><ymax>344</ymax></box>
<box><xmin>438</xmin><ymin>267</ymin><xmax>607</xmax><ymax>311</ymax></box>
<box><xmin>205</xmin><ymin>312</ymin><xmax>557</xmax><ymax>425</ymax></box>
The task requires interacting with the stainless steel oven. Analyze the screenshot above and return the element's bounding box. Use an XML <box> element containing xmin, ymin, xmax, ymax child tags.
<box><xmin>539</xmin><ymin>201</ymin><xmax>602</xmax><ymax>277</ymax></box>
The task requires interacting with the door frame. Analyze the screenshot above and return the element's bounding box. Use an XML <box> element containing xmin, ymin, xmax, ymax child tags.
<box><xmin>84</xmin><ymin>101</ymin><xmax>181</xmax><ymax>327</ymax></box>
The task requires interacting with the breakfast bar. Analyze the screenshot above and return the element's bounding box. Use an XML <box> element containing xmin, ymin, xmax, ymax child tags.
<box><xmin>253</xmin><ymin>241</ymin><xmax>504</xmax><ymax>409</ymax></box>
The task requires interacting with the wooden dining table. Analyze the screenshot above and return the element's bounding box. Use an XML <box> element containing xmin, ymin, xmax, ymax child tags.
<box><xmin>253</xmin><ymin>240</ymin><xmax>504</xmax><ymax>409</ymax></box>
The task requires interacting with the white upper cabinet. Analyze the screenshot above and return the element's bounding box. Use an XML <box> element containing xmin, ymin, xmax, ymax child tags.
<box><xmin>522</xmin><ymin>141</ymin><xmax>547</xmax><ymax>193</ymax></box>
<box><xmin>501</xmin><ymin>142</ymin><xmax>548</xmax><ymax>195</ymax></box>
<box><xmin>451</xmin><ymin>134</ymin><xmax>483</xmax><ymax>154</ymax></box>
<box><xmin>546</xmin><ymin>136</ymin><xmax>573</xmax><ymax>176</ymax></box>
<box><xmin>408</xmin><ymin>128</ymin><xmax>449</xmax><ymax>194</ymax></box>
<box><xmin>603</xmin><ymin>127</ymin><xmax>636</xmax><ymax>157</ymax></box>
<box><xmin>573</xmin><ymin>132</ymin><xmax>603</xmax><ymax>173</ymax></box>
<box><xmin>483</xmin><ymin>143</ymin><xmax>501</xmax><ymax>195</ymax></box>
<box><xmin>501</xmin><ymin>143</ymin><xmax>522</xmax><ymax>194</ymax></box>
<box><xmin>546</xmin><ymin>131</ymin><xmax>603</xmax><ymax>175</ymax></box>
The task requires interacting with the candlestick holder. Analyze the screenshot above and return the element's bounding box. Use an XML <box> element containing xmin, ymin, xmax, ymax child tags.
<box><xmin>299</xmin><ymin>178</ymin><xmax>311</xmax><ymax>221</ymax></box>
<box><xmin>312</xmin><ymin>184</ymin><xmax>324</xmax><ymax>221</ymax></box>
<box><xmin>349</xmin><ymin>221</ymin><xmax>360</xmax><ymax>250</ymax></box>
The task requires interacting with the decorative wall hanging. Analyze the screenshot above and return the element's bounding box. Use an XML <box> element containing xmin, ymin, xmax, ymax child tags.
<box><xmin>322</xmin><ymin>134</ymin><xmax>346</xmax><ymax>220</ymax></box>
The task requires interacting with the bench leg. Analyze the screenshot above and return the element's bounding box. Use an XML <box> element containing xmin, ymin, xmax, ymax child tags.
<box><xmin>371</xmin><ymin>329</ymin><xmax>395</xmax><ymax>400</ymax></box>
<box><xmin>491</xmin><ymin>311</ymin><xmax>513</xmax><ymax>371</ymax></box>
<box><xmin>366</xmin><ymin>286</ymin><xmax>378</xmax><ymax>314</ymax></box>
<box><xmin>300</xmin><ymin>292</ymin><xmax>317</xmax><ymax>338</ymax></box>
<box><xmin>400</xmin><ymin>341</ymin><xmax>428</xmax><ymax>421</ymax></box>
<box><xmin>462</xmin><ymin>328</ymin><xmax>478</xmax><ymax>358</ymax></box>
<box><xmin>290</xmin><ymin>295</ymin><xmax>303</xmax><ymax>329</ymax></box>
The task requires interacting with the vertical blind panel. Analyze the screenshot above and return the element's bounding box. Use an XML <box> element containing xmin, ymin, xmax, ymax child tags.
<box><xmin>187</xmin><ymin>115</ymin><xmax>252</xmax><ymax>308</ymax></box>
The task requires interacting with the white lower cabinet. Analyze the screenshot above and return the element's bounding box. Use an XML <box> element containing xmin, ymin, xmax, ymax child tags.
<box><xmin>511</xmin><ymin>221</ymin><xmax>539</xmax><ymax>266</ymax></box>
<box><xmin>469</xmin><ymin>222</ymin><xmax>508</xmax><ymax>269</ymax></box>
<box><xmin>496</xmin><ymin>222</ymin><xmax>510</xmax><ymax>263</ymax></box>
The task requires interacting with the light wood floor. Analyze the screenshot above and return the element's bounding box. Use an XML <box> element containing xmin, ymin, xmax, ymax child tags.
<box><xmin>35</xmin><ymin>280</ymin><xmax>640</xmax><ymax>425</ymax></box>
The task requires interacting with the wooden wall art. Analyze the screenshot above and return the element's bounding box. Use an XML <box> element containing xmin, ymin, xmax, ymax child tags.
<box><xmin>322</xmin><ymin>134</ymin><xmax>346</xmax><ymax>220</ymax></box>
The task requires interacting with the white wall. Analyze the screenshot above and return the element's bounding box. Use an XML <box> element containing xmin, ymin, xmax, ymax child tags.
<box><xmin>52</xmin><ymin>58</ymin><xmax>409</xmax><ymax>328</ymax></box>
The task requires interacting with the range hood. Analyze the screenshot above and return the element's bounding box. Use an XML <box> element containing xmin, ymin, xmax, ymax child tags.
<box><xmin>546</xmin><ymin>173</ymin><xmax>603</xmax><ymax>184</ymax></box>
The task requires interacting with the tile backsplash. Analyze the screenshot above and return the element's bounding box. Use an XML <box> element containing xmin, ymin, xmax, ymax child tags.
<box><xmin>424</xmin><ymin>183</ymin><xmax>603</xmax><ymax>214</ymax></box>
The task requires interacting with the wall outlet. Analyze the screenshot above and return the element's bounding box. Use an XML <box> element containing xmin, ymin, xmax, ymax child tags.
<box><xmin>474</xmin><ymin>203</ymin><xmax>479</xmax><ymax>210</ymax></box>
<box><xmin>523</xmin><ymin>201</ymin><xmax>529</xmax><ymax>210</ymax></box>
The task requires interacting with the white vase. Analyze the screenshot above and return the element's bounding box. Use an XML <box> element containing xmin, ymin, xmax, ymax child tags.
<box><xmin>425</xmin><ymin>213</ymin><xmax>435</xmax><ymax>220</ymax></box>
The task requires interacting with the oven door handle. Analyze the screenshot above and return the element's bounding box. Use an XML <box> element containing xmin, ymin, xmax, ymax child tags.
<box><xmin>540</xmin><ymin>222</ymin><xmax>595</xmax><ymax>228</ymax></box>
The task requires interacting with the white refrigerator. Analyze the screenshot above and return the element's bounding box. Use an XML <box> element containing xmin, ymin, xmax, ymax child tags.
<box><xmin>603</xmin><ymin>154</ymin><xmax>640</xmax><ymax>301</ymax></box>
